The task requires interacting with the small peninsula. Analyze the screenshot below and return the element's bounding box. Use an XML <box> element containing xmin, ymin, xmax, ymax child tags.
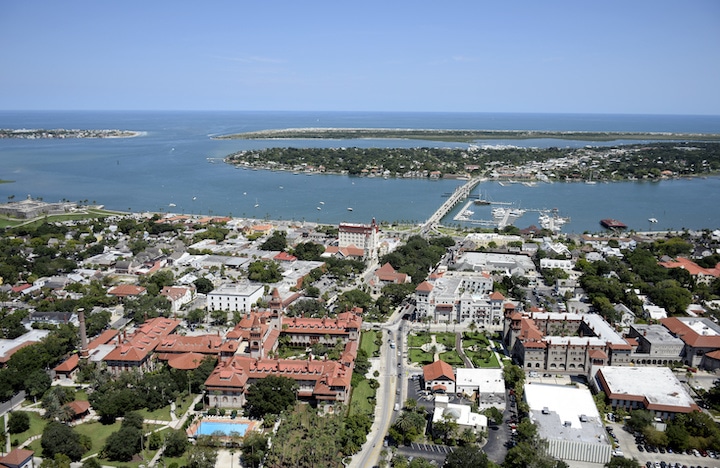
<box><xmin>0</xmin><ymin>128</ymin><xmax>141</xmax><ymax>139</ymax></box>
<box><xmin>214</xmin><ymin>127</ymin><xmax>720</xmax><ymax>142</ymax></box>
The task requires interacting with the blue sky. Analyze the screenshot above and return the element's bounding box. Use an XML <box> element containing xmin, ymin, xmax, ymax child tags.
<box><xmin>1</xmin><ymin>1</ymin><xmax>718</xmax><ymax>114</ymax></box>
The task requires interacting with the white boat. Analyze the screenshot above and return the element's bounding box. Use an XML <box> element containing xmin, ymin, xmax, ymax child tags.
<box><xmin>168</xmin><ymin>203</ymin><xmax>176</xmax><ymax>207</ymax></box>
<box><xmin>254</xmin><ymin>199</ymin><xmax>259</xmax><ymax>208</ymax></box>
<box><xmin>649</xmin><ymin>218</ymin><xmax>658</xmax><ymax>223</ymax></box>
<box><xmin>347</xmin><ymin>207</ymin><xmax>353</xmax><ymax>211</ymax></box>
<box><xmin>317</xmin><ymin>207</ymin><xmax>322</xmax><ymax>210</ymax></box>
<box><xmin>319</xmin><ymin>201</ymin><xmax>325</xmax><ymax>205</ymax></box>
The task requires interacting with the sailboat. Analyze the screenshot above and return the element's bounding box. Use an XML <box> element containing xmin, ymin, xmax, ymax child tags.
<box><xmin>254</xmin><ymin>199</ymin><xmax>259</xmax><ymax>208</ymax></box>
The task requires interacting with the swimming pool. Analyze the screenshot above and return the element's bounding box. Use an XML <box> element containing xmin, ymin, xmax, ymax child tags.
<box><xmin>195</xmin><ymin>420</ymin><xmax>250</xmax><ymax>437</ymax></box>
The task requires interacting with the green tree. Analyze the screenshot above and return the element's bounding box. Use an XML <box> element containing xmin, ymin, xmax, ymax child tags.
<box><xmin>186</xmin><ymin>308</ymin><xmax>206</xmax><ymax>325</ymax></box>
<box><xmin>605</xmin><ymin>457</ymin><xmax>641</xmax><ymax>468</ymax></box>
<box><xmin>443</xmin><ymin>445</ymin><xmax>490</xmax><ymax>468</ymax></box>
<box><xmin>40</xmin><ymin>453</ymin><xmax>72</xmax><ymax>468</ymax></box>
<box><xmin>247</xmin><ymin>260</ymin><xmax>283</xmax><ymax>283</ymax></box>
<box><xmin>8</xmin><ymin>411</ymin><xmax>30</xmax><ymax>434</ymax></box>
<box><xmin>503</xmin><ymin>364</ymin><xmax>524</xmax><ymax>389</ymax></box>
<box><xmin>41</xmin><ymin>421</ymin><xmax>85</xmax><ymax>461</ymax></box>
<box><xmin>102</xmin><ymin>412</ymin><xmax>143</xmax><ymax>461</ymax></box>
<box><xmin>293</xmin><ymin>242</ymin><xmax>325</xmax><ymax>260</ymax></box>
<box><xmin>193</xmin><ymin>277</ymin><xmax>215</xmax><ymax>295</ymax></box>
<box><xmin>337</xmin><ymin>289</ymin><xmax>373</xmax><ymax>312</ymax></box>
<box><xmin>244</xmin><ymin>375</ymin><xmax>298</xmax><ymax>419</ymax></box>
<box><xmin>81</xmin><ymin>458</ymin><xmax>102</xmax><ymax>468</ymax></box>
<box><xmin>627</xmin><ymin>409</ymin><xmax>654</xmax><ymax>433</ymax></box>
<box><xmin>164</xmin><ymin>428</ymin><xmax>190</xmax><ymax>457</ymax></box>
<box><xmin>260</xmin><ymin>230</ymin><xmax>287</xmax><ymax>251</ymax></box>
<box><xmin>241</xmin><ymin>432</ymin><xmax>268</xmax><ymax>468</ymax></box>
<box><xmin>187</xmin><ymin>445</ymin><xmax>218</xmax><ymax>468</ymax></box>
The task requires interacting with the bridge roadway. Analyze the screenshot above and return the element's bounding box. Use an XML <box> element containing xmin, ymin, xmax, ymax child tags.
<box><xmin>422</xmin><ymin>177</ymin><xmax>483</xmax><ymax>234</ymax></box>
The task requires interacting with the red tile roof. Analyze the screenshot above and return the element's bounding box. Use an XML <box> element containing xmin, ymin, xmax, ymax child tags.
<box><xmin>661</xmin><ymin>317</ymin><xmax>720</xmax><ymax>348</ymax></box>
<box><xmin>490</xmin><ymin>291</ymin><xmax>506</xmax><ymax>301</ymax></box>
<box><xmin>0</xmin><ymin>448</ymin><xmax>34</xmax><ymax>467</ymax></box>
<box><xmin>374</xmin><ymin>263</ymin><xmax>408</xmax><ymax>283</ymax></box>
<box><xmin>423</xmin><ymin>360</ymin><xmax>455</xmax><ymax>382</ymax></box>
<box><xmin>65</xmin><ymin>400</ymin><xmax>90</xmax><ymax>417</ymax></box>
<box><xmin>168</xmin><ymin>352</ymin><xmax>209</xmax><ymax>370</ymax></box>
<box><xmin>87</xmin><ymin>329</ymin><xmax>119</xmax><ymax>349</ymax></box>
<box><xmin>415</xmin><ymin>281</ymin><xmax>433</xmax><ymax>293</ymax></box>
<box><xmin>53</xmin><ymin>354</ymin><xmax>79</xmax><ymax>372</ymax></box>
<box><xmin>274</xmin><ymin>252</ymin><xmax>297</xmax><ymax>262</ymax></box>
<box><xmin>107</xmin><ymin>284</ymin><xmax>147</xmax><ymax>297</ymax></box>
<box><xmin>658</xmin><ymin>257</ymin><xmax>720</xmax><ymax>278</ymax></box>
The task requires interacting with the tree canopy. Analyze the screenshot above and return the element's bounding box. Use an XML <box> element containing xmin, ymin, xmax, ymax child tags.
<box><xmin>41</xmin><ymin>421</ymin><xmax>85</xmax><ymax>462</ymax></box>
<box><xmin>244</xmin><ymin>375</ymin><xmax>298</xmax><ymax>419</ymax></box>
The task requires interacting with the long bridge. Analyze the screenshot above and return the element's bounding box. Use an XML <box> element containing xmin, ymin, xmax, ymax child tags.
<box><xmin>422</xmin><ymin>177</ymin><xmax>483</xmax><ymax>234</ymax></box>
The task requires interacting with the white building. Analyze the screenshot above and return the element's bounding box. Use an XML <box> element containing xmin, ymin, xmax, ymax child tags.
<box><xmin>594</xmin><ymin>366</ymin><xmax>699</xmax><ymax>418</ymax></box>
<box><xmin>539</xmin><ymin>258</ymin><xmax>574</xmax><ymax>271</ymax></box>
<box><xmin>525</xmin><ymin>383</ymin><xmax>611</xmax><ymax>465</ymax></box>
<box><xmin>207</xmin><ymin>282</ymin><xmax>264</xmax><ymax>313</ymax></box>
<box><xmin>413</xmin><ymin>271</ymin><xmax>502</xmax><ymax>326</ymax></box>
<box><xmin>433</xmin><ymin>395</ymin><xmax>487</xmax><ymax>434</ymax></box>
<box><xmin>455</xmin><ymin>368</ymin><xmax>505</xmax><ymax>410</ymax></box>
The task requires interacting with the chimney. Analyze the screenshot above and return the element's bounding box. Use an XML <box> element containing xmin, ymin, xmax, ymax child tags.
<box><xmin>78</xmin><ymin>308</ymin><xmax>88</xmax><ymax>357</ymax></box>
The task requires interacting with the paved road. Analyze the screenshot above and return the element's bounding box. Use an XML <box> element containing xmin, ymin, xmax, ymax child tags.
<box><xmin>349</xmin><ymin>307</ymin><xmax>404</xmax><ymax>468</ymax></box>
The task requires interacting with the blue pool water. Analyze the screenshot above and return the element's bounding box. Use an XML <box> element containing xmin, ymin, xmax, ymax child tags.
<box><xmin>196</xmin><ymin>420</ymin><xmax>249</xmax><ymax>437</ymax></box>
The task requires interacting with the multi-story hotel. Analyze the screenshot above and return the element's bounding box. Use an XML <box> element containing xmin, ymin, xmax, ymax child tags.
<box><xmin>338</xmin><ymin>218</ymin><xmax>380</xmax><ymax>260</ymax></box>
<box><xmin>414</xmin><ymin>270</ymin><xmax>505</xmax><ymax>327</ymax></box>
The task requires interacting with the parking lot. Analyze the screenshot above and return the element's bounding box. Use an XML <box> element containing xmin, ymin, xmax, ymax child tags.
<box><xmin>608</xmin><ymin>421</ymin><xmax>720</xmax><ymax>468</ymax></box>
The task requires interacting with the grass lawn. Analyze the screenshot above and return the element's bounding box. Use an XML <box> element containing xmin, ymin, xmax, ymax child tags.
<box><xmin>26</xmin><ymin>437</ymin><xmax>42</xmax><ymax>454</ymax></box>
<box><xmin>407</xmin><ymin>332</ymin><xmax>432</xmax><ymax>348</ymax></box>
<box><xmin>467</xmin><ymin>350</ymin><xmax>501</xmax><ymax>368</ymax></box>
<box><xmin>435</xmin><ymin>332</ymin><xmax>456</xmax><ymax>348</ymax></box>
<box><xmin>74</xmin><ymin>420</ymin><xmax>122</xmax><ymax>456</ymax></box>
<box><xmin>360</xmin><ymin>330</ymin><xmax>380</xmax><ymax>357</ymax></box>
<box><xmin>462</xmin><ymin>332</ymin><xmax>490</xmax><ymax>347</ymax></box>
<box><xmin>408</xmin><ymin>349</ymin><xmax>434</xmax><ymax>365</ymax></box>
<box><xmin>174</xmin><ymin>393</ymin><xmax>196</xmax><ymax>418</ymax></box>
<box><xmin>439</xmin><ymin>350</ymin><xmax>464</xmax><ymax>366</ymax></box>
<box><xmin>162</xmin><ymin>455</ymin><xmax>189</xmax><ymax>467</ymax></box>
<box><xmin>97</xmin><ymin>448</ymin><xmax>160</xmax><ymax>468</ymax></box>
<box><xmin>348</xmin><ymin>379</ymin><xmax>375</xmax><ymax>417</ymax></box>
<box><xmin>10</xmin><ymin>411</ymin><xmax>46</xmax><ymax>446</ymax></box>
<box><xmin>138</xmin><ymin>405</ymin><xmax>172</xmax><ymax>421</ymax></box>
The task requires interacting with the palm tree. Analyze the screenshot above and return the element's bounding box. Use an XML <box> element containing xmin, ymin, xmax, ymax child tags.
<box><xmin>393</xmin><ymin>411</ymin><xmax>415</xmax><ymax>434</ymax></box>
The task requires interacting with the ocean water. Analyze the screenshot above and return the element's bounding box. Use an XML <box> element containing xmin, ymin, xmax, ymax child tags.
<box><xmin>0</xmin><ymin>111</ymin><xmax>718</xmax><ymax>233</ymax></box>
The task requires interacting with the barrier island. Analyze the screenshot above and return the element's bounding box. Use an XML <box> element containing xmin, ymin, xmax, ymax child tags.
<box><xmin>214</xmin><ymin>127</ymin><xmax>720</xmax><ymax>142</ymax></box>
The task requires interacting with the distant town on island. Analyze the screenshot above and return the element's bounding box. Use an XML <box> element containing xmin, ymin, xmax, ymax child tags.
<box><xmin>0</xmin><ymin>128</ymin><xmax>140</xmax><ymax>139</ymax></box>
<box><xmin>225</xmin><ymin>141</ymin><xmax>720</xmax><ymax>182</ymax></box>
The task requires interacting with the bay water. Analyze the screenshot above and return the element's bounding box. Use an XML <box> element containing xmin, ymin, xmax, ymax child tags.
<box><xmin>0</xmin><ymin>111</ymin><xmax>718</xmax><ymax>233</ymax></box>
